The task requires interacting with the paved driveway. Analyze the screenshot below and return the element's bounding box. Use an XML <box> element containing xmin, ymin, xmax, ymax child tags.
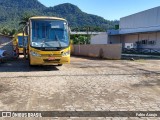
<box><xmin>0</xmin><ymin>57</ymin><xmax>160</xmax><ymax>120</ymax></box>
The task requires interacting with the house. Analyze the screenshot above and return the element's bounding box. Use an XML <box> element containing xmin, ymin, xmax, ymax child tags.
<box><xmin>90</xmin><ymin>32</ymin><xmax>108</xmax><ymax>44</ymax></box>
<box><xmin>108</xmin><ymin>6</ymin><xmax>160</xmax><ymax>53</ymax></box>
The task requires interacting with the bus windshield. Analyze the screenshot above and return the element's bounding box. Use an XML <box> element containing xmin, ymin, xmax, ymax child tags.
<box><xmin>18</xmin><ymin>36</ymin><xmax>23</xmax><ymax>47</ymax></box>
<box><xmin>18</xmin><ymin>36</ymin><xmax>28</xmax><ymax>47</ymax></box>
<box><xmin>31</xmin><ymin>20</ymin><xmax>69</xmax><ymax>48</ymax></box>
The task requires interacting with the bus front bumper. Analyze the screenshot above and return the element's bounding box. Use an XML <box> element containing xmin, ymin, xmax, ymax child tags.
<box><xmin>30</xmin><ymin>56</ymin><xmax>70</xmax><ymax>65</ymax></box>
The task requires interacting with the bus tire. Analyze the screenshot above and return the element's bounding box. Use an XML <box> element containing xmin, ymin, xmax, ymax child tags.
<box><xmin>29</xmin><ymin>63</ymin><xmax>34</xmax><ymax>67</ymax></box>
<box><xmin>58</xmin><ymin>64</ymin><xmax>63</xmax><ymax>66</ymax></box>
<box><xmin>29</xmin><ymin>59</ymin><xmax>33</xmax><ymax>67</ymax></box>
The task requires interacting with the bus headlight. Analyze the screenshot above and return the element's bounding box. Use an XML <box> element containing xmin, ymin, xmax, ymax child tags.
<box><xmin>30</xmin><ymin>51</ymin><xmax>41</xmax><ymax>57</ymax></box>
<box><xmin>62</xmin><ymin>50</ymin><xmax>70</xmax><ymax>56</ymax></box>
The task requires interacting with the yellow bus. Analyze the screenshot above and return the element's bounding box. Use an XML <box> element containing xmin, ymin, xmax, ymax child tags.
<box><xmin>13</xmin><ymin>33</ymin><xmax>27</xmax><ymax>55</ymax></box>
<box><xmin>23</xmin><ymin>16</ymin><xmax>70</xmax><ymax>66</ymax></box>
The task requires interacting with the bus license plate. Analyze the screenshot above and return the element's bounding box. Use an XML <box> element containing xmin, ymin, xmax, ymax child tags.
<box><xmin>48</xmin><ymin>57</ymin><xmax>55</xmax><ymax>60</ymax></box>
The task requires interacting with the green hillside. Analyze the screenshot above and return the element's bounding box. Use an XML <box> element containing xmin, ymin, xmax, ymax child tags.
<box><xmin>0</xmin><ymin>0</ymin><xmax>118</xmax><ymax>33</ymax></box>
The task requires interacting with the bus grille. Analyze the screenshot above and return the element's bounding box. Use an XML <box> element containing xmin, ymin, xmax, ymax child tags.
<box><xmin>43</xmin><ymin>59</ymin><xmax>60</xmax><ymax>62</ymax></box>
<box><xmin>41</xmin><ymin>54</ymin><xmax>62</xmax><ymax>57</ymax></box>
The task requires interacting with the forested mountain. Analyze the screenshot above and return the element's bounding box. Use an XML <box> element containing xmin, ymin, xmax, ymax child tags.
<box><xmin>44</xmin><ymin>3</ymin><xmax>117</xmax><ymax>29</ymax></box>
<box><xmin>0</xmin><ymin>0</ymin><xmax>118</xmax><ymax>33</ymax></box>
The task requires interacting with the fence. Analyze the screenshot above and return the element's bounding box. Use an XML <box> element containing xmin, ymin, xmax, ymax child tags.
<box><xmin>123</xmin><ymin>48</ymin><xmax>160</xmax><ymax>55</ymax></box>
<box><xmin>71</xmin><ymin>44</ymin><xmax>122</xmax><ymax>60</ymax></box>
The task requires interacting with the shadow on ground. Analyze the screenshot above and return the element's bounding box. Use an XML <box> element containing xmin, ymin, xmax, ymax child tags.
<box><xmin>122</xmin><ymin>55</ymin><xmax>160</xmax><ymax>60</ymax></box>
<box><xmin>0</xmin><ymin>58</ymin><xmax>59</xmax><ymax>72</ymax></box>
<box><xmin>72</xmin><ymin>55</ymin><xmax>107</xmax><ymax>61</ymax></box>
<box><xmin>132</xmin><ymin>79</ymin><xmax>160</xmax><ymax>87</ymax></box>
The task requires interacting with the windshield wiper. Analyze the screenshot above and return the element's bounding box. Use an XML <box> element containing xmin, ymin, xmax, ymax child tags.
<box><xmin>55</xmin><ymin>35</ymin><xmax>62</xmax><ymax>48</ymax></box>
<box><xmin>41</xmin><ymin>41</ymin><xmax>45</xmax><ymax>47</ymax></box>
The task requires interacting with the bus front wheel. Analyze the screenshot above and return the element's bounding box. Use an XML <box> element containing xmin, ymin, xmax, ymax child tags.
<box><xmin>29</xmin><ymin>58</ymin><xmax>34</xmax><ymax>67</ymax></box>
<box><xmin>58</xmin><ymin>64</ymin><xmax>63</xmax><ymax>66</ymax></box>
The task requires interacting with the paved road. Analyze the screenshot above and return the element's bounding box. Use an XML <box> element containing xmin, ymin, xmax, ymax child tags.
<box><xmin>0</xmin><ymin>57</ymin><xmax>160</xmax><ymax>120</ymax></box>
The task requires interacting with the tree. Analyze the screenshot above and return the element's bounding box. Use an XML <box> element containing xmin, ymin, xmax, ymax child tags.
<box><xmin>0</xmin><ymin>28</ymin><xmax>17</xmax><ymax>36</ymax></box>
<box><xmin>71</xmin><ymin>35</ymin><xmax>91</xmax><ymax>45</ymax></box>
<box><xmin>19</xmin><ymin>12</ymin><xmax>35</xmax><ymax>27</ymax></box>
<box><xmin>19</xmin><ymin>12</ymin><xmax>35</xmax><ymax>32</ymax></box>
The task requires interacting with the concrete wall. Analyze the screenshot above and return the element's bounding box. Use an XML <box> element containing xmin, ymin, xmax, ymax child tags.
<box><xmin>72</xmin><ymin>44</ymin><xmax>122</xmax><ymax>59</ymax></box>
<box><xmin>123</xmin><ymin>34</ymin><xmax>138</xmax><ymax>48</ymax></box>
<box><xmin>123</xmin><ymin>32</ymin><xmax>160</xmax><ymax>49</ymax></box>
<box><xmin>90</xmin><ymin>32</ymin><xmax>108</xmax><ymax>44</ymax></box>
<box><xmin>0</xmin><ymin>35</ymin><xmax>14</xmax><ymax>57</ymax></box>
<box><xmin>109</xmin><ymin>32</ymin><xmax>160</xmax><ymax>49</ymax></box>
<box><xmin>108</xmin><ymin>35</ymin><xmax>121</xmax><ymax>44</ymax></box>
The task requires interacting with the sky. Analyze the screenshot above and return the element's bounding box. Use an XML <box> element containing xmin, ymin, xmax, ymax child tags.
<box><xmin>38</xmin><ymin>0</ymin><xmax>160</xmax><ymax>20</ymax></box>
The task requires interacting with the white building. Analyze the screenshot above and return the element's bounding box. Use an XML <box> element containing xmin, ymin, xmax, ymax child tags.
<box><xmin>71</xmin><ymin>32</ymin><xmax>104</xmax><ymax>35</ymax></box>
<box><xmin>90</xmin><ymin>32</ymin><xmax>108</xmax><ymax>44</ymax></box>
<box><xmin>108</xmin><ymin>6</ymin><xmax>160</xmax><ymax>52</ymax></box>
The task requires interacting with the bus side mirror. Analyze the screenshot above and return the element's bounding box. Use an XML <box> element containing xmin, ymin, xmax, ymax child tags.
<box><xmin>22</xmin><ymin>24</ymin><xmax>29</xmax><ymax>48</ymax></box>
<box><xmin>23</xmin><ymin>22</ymin><xmax>29</xmax><ymax>35</ymax></box>
<box><xmin>68</xmin><ymin>27</ymin><xmax>71</xmax><ymax>34</ymax></box>
<box><xmin>23</xmin><ymin>36</ymin><xmax>28</xmax><ymax>48</ymax></box>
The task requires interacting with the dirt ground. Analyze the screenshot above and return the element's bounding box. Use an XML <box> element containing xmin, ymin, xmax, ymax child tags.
<box><xmin>0</xmin><ymin>56</ymin><xmax>160</xmax><ymax>120</ymax></box>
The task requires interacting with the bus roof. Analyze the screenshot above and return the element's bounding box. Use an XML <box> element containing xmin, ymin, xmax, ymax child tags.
<box><xmin>16</xmin><ymin>33</ymin><xmax>27</xmax><ymax>36</ymax></box>
<box><xmin>29</xmin><ymin>16</ymin><xmax>67</xmax><ymax>21</ymax></box>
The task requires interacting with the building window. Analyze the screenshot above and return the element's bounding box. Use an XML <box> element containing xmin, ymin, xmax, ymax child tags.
<box><xmin>141</xmin><ymin>40</ymin><xmax>147</xmax><ymax>45</ymax></box>
<box><xmin>137</xmin><ymin>40</ymin><xmax>156</xmax><ymax>45</ymax></box>
<box><xmin>148</xmin><ymin>40</ymin><xmax>156</xmax><ymax>45</ymax></box>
